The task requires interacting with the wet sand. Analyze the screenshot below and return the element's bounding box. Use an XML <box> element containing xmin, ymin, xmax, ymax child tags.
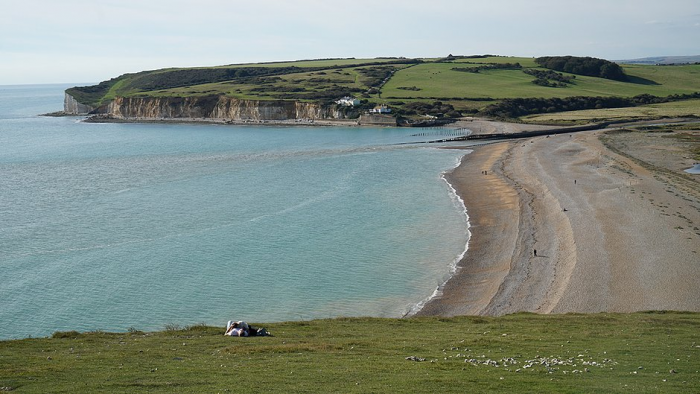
<box><xmin>419</xmin><ymin>128</ymin><xmax>700</xmax><ymax>316</ymax></box>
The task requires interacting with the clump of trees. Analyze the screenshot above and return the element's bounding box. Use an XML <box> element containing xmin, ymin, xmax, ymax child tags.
<box><xmin>481</xmin><ymin>96</ymin><xmax>631</xmax><ymax>118</ymax></box>
<box><xmin>396</xmin><ymin>101</ymin><xmax>461</xmax><ymax>118</ymax></box>
<box><xmin>535</xmin><ymin>56</ymin><xmax>628</xmax><ymax>81</ymax></box>
<box><xmin>452</xmin><ymin>63</ymin><xmax>522</xmax><ymax>73</ymax></box>
<box><xmin>356</xmin><ymin>66</ymin><xmax>397</xmax><ymax>88</ymax></box>
<box><xmin>523</xmin><ymin>69</ymin><xmax>576</xmax><ymax>87</ymax></box>
<box><xmin>436</xmin><ymin>54</ymin><xmax>498</xmax><ymax>62</ymax></box>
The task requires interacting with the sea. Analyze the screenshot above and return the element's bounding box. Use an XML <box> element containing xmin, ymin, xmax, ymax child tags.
<box><xmin>0</xmin><ymin>84</ymin><xmax>471</xmax><ymax>339</ymax></box>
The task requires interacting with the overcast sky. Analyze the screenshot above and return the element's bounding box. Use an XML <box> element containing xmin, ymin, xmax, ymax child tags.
<box><xmin>1</xmin><ymin>0</ymin><xmax>698</xmax><ymax>85</ymax></box>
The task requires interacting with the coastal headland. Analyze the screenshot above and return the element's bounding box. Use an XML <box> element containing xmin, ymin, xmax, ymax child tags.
<box><xmin>419</xmin><ymin>120</ymin><xmax>700</xmax><ymax>316</ymax></box>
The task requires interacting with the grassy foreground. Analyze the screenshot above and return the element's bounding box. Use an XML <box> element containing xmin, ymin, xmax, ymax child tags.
<box><xmin>2</xmin><ymin>313</ymin><xmax>699</xmax><ymax>393</ymax></box>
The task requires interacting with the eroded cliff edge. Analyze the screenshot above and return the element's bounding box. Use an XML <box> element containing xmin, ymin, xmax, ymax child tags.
<box><xmin>64</xmin><ymin>94</ymin><xmax>349</xmax><ymax>121</ymax></box>
<box><xmin>64</xmin><ymin>94</ymin><xmax>96</xmax><ymax>115</ymax></box>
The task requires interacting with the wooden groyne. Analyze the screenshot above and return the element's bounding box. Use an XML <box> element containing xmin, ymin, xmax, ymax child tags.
<box><xmin>410</xmin><ymin>127</ymin><xmax>471</xmax><ymax>137</ymax></box>
<box><xmin>426</xmin><ymin>122</ymin><xmax>611</xmax><ymax>144</ymax></box>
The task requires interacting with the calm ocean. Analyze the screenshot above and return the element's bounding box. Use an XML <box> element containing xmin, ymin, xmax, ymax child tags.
<box><xmin>0</xmin><ymin>84</ymin><xmax>471</xmax><ymax>339</ymax></box>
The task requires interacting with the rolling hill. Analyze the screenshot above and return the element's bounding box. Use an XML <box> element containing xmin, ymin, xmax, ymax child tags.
<box><xmin>65</xmin><ymin>55</ymin><xmax>700</xmax><ymax>121</ymax></box>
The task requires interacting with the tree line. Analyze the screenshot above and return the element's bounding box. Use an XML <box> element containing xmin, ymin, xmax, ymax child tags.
<box><xmin>394</xmin><ymin>101</ymin><xmax>461</xmax><ymax>118</ymax></box>
<box><xmin>523</xmin><ymin>69</ymin><xmax>576</xmax><ymax>87</ymax></box>
<box><xmin>535</xmin><ymin>56</ymin><xmax>627</xmax><ymax>81</ymax></box>
<box><xmin>479</xmin><ymin>92</ymin><xmax>700</xmax><ymax>118</ymax></box>
<box><xmin>452</xmin><ymin>63</ymin><xmax>522</xmax><ymax>73</ymax></box>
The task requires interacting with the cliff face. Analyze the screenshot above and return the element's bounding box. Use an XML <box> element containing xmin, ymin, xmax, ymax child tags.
<box><xmin>100</xmin><ymin>96</ymin><xmax>346</xmax><ymax>121</ymax></box>
<box><xmin>64</xmin><ymin>94</ymin><xmax>95</xmax><ymax>115</ymax></box>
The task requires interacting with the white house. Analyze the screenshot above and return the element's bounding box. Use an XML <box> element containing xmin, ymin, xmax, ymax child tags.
<box><xmin>336</xmin><ymin>96</ymin><xmax>361</xmax><ymax>106</ymax></box>
<box><xmin>369</xmin><ymin>105</ymin><xmax>391</xmax><ymax>114</ymax></box>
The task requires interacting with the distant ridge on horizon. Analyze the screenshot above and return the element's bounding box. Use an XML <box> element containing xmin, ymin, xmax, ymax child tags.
<box><xmin>617</xmin><ymin>55</ymin><xmax>700</xmax><ymax>65</ymax></box>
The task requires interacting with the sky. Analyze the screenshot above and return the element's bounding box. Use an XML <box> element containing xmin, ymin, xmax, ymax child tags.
<box><xmin>1</xmin><ymin>0</ymin><xmax>699</xmax><ymax>85</ymax></box>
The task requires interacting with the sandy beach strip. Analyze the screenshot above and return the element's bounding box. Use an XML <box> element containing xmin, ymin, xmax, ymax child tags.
<box><xmin>419</xmin><ymin>128</ymin><xmax>700</xmax><ymax>316</ymax></box>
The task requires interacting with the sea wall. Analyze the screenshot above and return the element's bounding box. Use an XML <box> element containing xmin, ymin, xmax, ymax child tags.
<box><xmin>101</xmin><ymin>96</ymin><xmax>347</xmax><ymax>121</ymax></box>
<box><xmin>64</xmin><ymin>94</ymin><xmax>95</xmax><ymax>115</ymax></box>
<box><xmin>358</xmin><ymin>114</ymin><xmax>397</xmax><ymax>126</ymax></box>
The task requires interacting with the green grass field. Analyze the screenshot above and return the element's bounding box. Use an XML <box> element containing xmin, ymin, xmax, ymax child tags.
<box><xmin>134</xmin><ymin>65</ymin><xmax>392</xmax><ymax>102</ymax></box>
<box><xmin>382</xmin><ymin>63</ymin><xmax>700</xmax><ymax>101</ymax></box>
<box><xmin>2</xmin><ymin>313</ymin><xmax>699</xmax><ymax>393</ymax></box>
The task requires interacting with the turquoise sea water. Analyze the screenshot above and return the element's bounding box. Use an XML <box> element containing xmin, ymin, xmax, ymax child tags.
<box><xmin>0</xmin><ymin>84</ymin><xmax>471</xmax><ymax>339</ymax></box>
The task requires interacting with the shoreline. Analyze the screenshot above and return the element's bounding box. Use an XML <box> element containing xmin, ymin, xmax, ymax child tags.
<box><xmin>406</xmin><ymin>153</ymin><xmax>473</xmax><ymax>317</ymax></box>
<box><xmin>418</xmin><ymin>126</ymin><xmax>700</xmax><ymax>316</ymax></box>
<box><xmin>416</xmin><ymin>142</ymin><xmax>519</xmax><ymax>316</ymax></box>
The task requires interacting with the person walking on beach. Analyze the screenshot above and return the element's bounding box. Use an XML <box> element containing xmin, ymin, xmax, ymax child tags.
<box><xmin>534</xmin><ymin>249</ymin><xmax>537</xmax><ymax>257</ymax></box>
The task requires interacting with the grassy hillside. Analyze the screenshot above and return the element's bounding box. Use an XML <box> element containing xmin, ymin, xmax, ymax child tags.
<box><xmin>66</xmin><ymin>58</ymin><xmax>417</xmax><ymax>107</ymax></box>
<box><xmin>2</xmin><ymin>313</ymin><xmax>699</xmax><ymax>393</ymax></box>
<box><xmin>66</xmin><ymin>56</ymin><xmax>700</xmax><ymax>120</ymax></box>
<box><xmin>382</xmin><ymin>61</ymin><xmax>700</xmax><ymax>101</ymax></box>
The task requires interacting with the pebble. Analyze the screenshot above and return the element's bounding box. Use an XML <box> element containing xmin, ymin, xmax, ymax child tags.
<box><xmin>459</xmin><ymin>354</ymin><xmax>616</xmax><ymax>374</ymax></box>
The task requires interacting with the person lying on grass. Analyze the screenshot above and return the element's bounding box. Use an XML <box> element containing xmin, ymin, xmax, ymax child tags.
<box><xmin>224</xmin><ymin>320</ymin><xmax>270</xmax><ymax>337</ymax></box>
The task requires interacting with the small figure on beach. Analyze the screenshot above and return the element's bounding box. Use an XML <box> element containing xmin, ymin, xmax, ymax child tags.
<box><xmin>574</xmin><ymin>179</ymin><xmax>577</xmax><ymax>185</ymax></box>
<box><xmin>534</xmin><ymin>249</ymin><xmax>537</xmax><ymax>257</ymax></box>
